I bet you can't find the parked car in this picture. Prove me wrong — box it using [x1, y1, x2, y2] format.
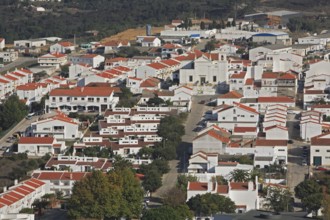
[301, 159, 307, 166]
[315, 166, 328, 171]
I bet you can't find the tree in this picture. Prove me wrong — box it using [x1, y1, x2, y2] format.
[147, 96, 165, 106]
[187, 193, 235, 216]
[68, 171, 122, 219]
[226, 21, 231, 27]
[157, 115, 185, 144]
[108, 167, 144, 218]
[322, 194, 330, 219]
[177, 174, 198, 191]
[205, 40, 216, 52]
[295, 179, 322, 214]
[229, 169, 250, 182]
[142, 205, 193, 220]
[137, 147, 154, 159]
[142, 168, 162, 197]
[211, 175, 227, 185]
[200, 21, 206, 30]
[295, 179, 321, 199]
[264, 186, 293, 213]
[163, 187, 187, 206]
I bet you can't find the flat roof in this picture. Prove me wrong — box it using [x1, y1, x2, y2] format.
[261, 44, 292, 50]
[253, 32, 289, 37]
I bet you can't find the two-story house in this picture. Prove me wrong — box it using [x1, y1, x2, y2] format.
[45, 86, 119, 113]
[18, 137, 66, 157]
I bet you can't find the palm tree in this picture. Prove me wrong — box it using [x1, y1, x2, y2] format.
[229, 169, 250, 182]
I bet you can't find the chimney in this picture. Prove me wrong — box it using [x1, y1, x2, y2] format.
[208, 181, 213, 192]
[14, 179, 18, 185]
[3, 186, 7, 193]
[70, 173, 73, 180]
[248, 181, 254, 191]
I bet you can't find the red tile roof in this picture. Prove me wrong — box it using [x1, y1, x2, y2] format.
[234, 102, 259, 114]
[258, 97, 294, 103]
[311, 132, 330, 146]
[255, 139, 287, 146]
[142, 37, 157, 42]
[162, 43, 181, 49]
[262, 72, 278, 79]
[234, 127, 257, 133]
[188, 182, 208, 191]
[19, 137, 54, 144]
[311, 104, 330, 109]
[160, 59, 180, 66]
[140, 78, 160, 88]
[58, 41, 74, 47]
[50, 86, 114, 97]
[304, 90, 324, 94]
[219, 91, 243, 99]
[147, 62, 168, 70]
[194, 129, 230, 143]
[0, 79, 9, 84]
[16, 83, 41, 91]
[264, 125, 288, 131]
[278, 73, 296, 80]
[230, 72, 246, 79]
[245, 78, 254, 85]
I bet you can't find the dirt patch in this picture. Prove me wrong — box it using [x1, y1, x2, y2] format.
[100, 27, 164, 43]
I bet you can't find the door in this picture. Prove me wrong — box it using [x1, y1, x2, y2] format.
[313, 156, 322, 166]
[200, 76, 206, 85]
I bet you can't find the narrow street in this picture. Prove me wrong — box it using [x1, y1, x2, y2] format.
[0, 57, 37, 73]
[154, 95, 218, 198]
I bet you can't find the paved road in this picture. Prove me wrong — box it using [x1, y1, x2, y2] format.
[153, 95, 218, 198]
[0, 112, 57, 155]
[0, 57, 37, 73]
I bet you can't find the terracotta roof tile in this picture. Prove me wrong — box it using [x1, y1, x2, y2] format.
[188, 182, 208, 191]
[219, 91, 243, 99]
[50, 87, 115, 97]
[19, 137, 54, 144]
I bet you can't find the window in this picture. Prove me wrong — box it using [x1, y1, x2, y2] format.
[278, 149, 285, 151]
[52, 97, 55, 101]
[250, 115, 254, 117]
[59, 97, 62, 101]
[316, 150, 320, 152]
[222, 117, 225, 120]
[327, 150, 330, 152]
[213, 76, 217, 82]
[104, 98, 107, 102]
[189, 75, 193, 82]
[74, 97, 77, 100]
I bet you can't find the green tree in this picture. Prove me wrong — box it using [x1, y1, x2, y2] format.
[68, 171, 122, 219]
[230, 169, 250, 182]
[264, 186, 292, 213]
[295, 179, 322, 214]
[177, 174, 198, 191]
[137, 147, 154, 159]
[142, 205, 193, 220]
[0, 95, 28, 130]
[200, 21, 206, 30]
[163, 187, 187, 206]
[142, 168, 162, 197]
[147, 96, 165, 106]
[108, 167, 144, 218]
[205, 40, 216, 52]
[157, 115, 185, 143]
[187, 193, 235, 216]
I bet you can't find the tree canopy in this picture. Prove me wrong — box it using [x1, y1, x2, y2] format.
[187, 193, 236, 216]
[142, 205, 193, 220]
[68, 168, 144, 219]
[295, 179, 322, 214]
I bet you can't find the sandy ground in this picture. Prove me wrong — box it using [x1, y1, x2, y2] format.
[100, 27, 164, 43]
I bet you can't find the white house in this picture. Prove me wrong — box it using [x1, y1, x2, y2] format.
[310, 104, 330, 117]
[310, 132, 330, 166]
[14, 39, 46, 48]
[0, 178, 46, 215]
[252, 32, 291, 45]
[44, 155, 113, 172]
[188, 151, 219, 173]
[69, 54, 105, 68]
[257, 97, 295, 112]
[16, 83, 45, 103]
[50, 41, 75, 54]
[298, 33, 330, 46]
[249, 45, 292, 62]
[213, 102, 260, 130]
[217, 91, 243, 106]
[45, 86, 119, 113]
[32, 171, 89, 197]
[264, 125, 289, 140]
[38, 53, 67, 69]
[30, 111, 80, 140]
[68, 63, 93, 79]
[141, 37, 161, 47]
[254, 139, 288, 168]
[17, 137, 66, 157]
[187, 179, 259, 212]
[0, 38, 5, 50]
[0, 51, 18, 62]
[192, 125, 231, 154]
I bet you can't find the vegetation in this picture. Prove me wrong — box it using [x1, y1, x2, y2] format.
[83, 146, 112, 158]
[0, 95, 28, 132]
[117, 87, 137, 108]
[187, 193, 236, 216]
[0, 0, 259, 42]
[177, 174, 198, 191]
[142, 205, 193, 220]
[264, 186, 293, 213]
[68, 168, 144, 219]
[295, 179, 323, 215]
[229, 169, 250, 182]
